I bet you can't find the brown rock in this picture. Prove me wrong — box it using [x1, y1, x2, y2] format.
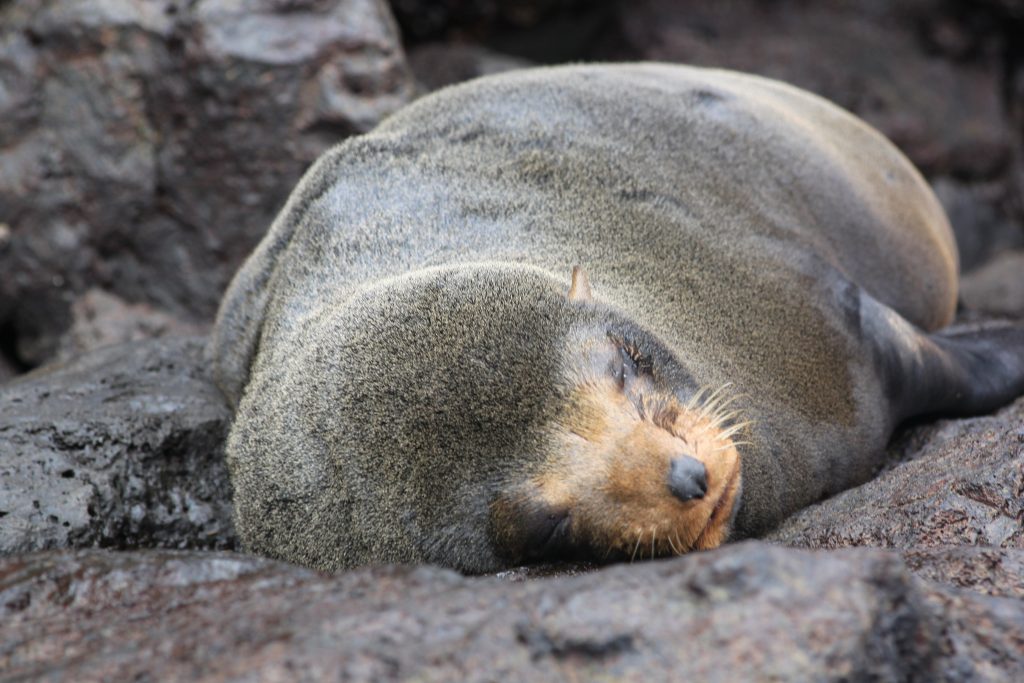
[1, 543, 1021, 681]
[767, 394, 1024, 600]
[0, 0, 414, 367]
[922, 586, 1024, 680]
[902, 546, 1024, 599]
[959, 250, 1024, 317]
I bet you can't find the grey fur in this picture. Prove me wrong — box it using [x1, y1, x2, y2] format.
[210, 63, 1023, 572]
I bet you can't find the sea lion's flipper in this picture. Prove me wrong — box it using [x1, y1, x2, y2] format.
[922, 324, 1024, 416]
[862, 293, 1024, 421]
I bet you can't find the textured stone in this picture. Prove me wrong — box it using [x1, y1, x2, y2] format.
[1, 543, 1021, 681]
[769, 395, 1024, 550]
[902, 546, 1024, 599]
[0, 0, 413, 367]
[0, 337, 236, 555]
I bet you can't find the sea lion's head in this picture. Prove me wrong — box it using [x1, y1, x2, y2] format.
[487, 267, 746, 566]
[308, 263, 744, 571]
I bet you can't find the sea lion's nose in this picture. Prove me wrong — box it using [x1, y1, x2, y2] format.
[668, 455, 707, 502]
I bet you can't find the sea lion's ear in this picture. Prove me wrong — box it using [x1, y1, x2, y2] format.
[568, 265, 593, 302]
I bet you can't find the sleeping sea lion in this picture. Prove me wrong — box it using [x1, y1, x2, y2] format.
[209, 63, 1024, 573]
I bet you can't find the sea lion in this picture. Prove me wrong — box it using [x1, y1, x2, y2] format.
[210, 63, 1024, 573]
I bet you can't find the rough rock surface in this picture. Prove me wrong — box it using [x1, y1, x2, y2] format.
[2, 543, 1022, 681]
[768, 392, 1024, 605]
[0, 337, 236, 556]
[0, 0, 414, 368]
[768, 395, 1024, 553]
[902, 546, 1024, 599]
[960, 250, 1024, 316]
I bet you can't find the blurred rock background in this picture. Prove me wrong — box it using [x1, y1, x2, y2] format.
[1, 0, 1023, 382]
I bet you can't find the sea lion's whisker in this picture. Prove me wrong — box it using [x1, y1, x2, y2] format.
[697, 382, 734, 416]
[704, 395, 741, 423]
[718, 421, 754, 441]
[682, 386, 711, 413]
[704, 381, 733, 403]
[631, 530, 643, 563]
[667, 533, 680, 555]
[699, 396, 729, 420]
[707, 408, 744, 431]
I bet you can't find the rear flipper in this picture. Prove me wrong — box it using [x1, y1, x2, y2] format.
[861, 295, 1024, 422]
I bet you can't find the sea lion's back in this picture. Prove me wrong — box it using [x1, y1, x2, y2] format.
[374, 63, 956, 329]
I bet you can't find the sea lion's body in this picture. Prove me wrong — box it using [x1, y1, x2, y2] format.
[211, 64, 1024, 572]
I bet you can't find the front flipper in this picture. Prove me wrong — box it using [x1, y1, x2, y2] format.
[861, 294, 1024, 422]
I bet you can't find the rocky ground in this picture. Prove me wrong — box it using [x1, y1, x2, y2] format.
[2, 0, 1024, 680]
[3, 543, 1022, 681]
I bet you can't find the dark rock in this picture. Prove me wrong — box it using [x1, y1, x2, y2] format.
[0, 0, 414, 368]
[390, 0, 605, 43]
[0, 337, 236, 555]
[932, 179, 1024, 272]
[768, 395, 1024, 595]
[610, 1, 1012, 181]
[56, 288, 207, 361]
[407, 41, 531, 92]
[959, 250, 1024, 317]
[2, 543, 1021, 680]
[0, 354, 15, 386]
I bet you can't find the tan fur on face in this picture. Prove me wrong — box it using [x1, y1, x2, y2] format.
[537, 371, 744, 561]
